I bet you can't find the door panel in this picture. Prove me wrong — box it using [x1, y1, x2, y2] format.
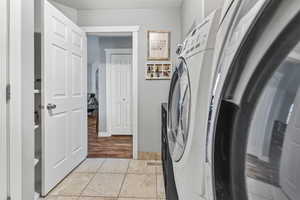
[110, 54, 132, 135]
[52, 46, 68, 96]
[43, 0, 87, 195]
[51, 114, 68, 166]
[71, 109, 83, 152]
[71, 54, 83, 96]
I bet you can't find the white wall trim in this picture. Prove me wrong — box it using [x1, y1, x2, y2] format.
[105, 48, 132, 137]
[132, 31, 139, 160]
[105, 50, 111, 138]
[9, 0, 24, 199]
[0, 0, 8, 199]
[83, 26, 139, 159]
[105, 48, 133, 55]
[98, 132, 110, 137]
[82, 26, 140, 33]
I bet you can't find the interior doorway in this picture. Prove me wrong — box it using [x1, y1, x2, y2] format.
[87, 32, 135, 158]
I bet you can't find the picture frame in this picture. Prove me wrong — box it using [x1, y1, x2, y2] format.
[145, 62, 172, 80]
[147, 31, 171, 61]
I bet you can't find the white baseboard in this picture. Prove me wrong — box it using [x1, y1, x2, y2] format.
[111, 132, 133, 136]
[260, 155, 270, 163]
[98, 132, 111, 137]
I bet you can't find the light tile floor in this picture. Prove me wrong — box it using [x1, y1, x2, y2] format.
[41, 159, 165, 200]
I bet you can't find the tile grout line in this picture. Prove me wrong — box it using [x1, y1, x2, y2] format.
[77, 159, 106, 198]
[78, 172, 96, 198]
[96, 158, 107, 173]
[156, 167, 158, 200]
[117, 160, 131, 199]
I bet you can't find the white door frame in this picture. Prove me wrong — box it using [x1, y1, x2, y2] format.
[105, 48, 133, 137]
[9, 0, 34, 199]
[0, 0, 8, 198]
[81, 26, 139, 159]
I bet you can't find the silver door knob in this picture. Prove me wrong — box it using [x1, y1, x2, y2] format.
[123, 98, 126, 101]
[47, 103, 57, 110]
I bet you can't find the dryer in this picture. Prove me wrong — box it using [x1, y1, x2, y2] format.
[167, 10, 220, 200]
[206, 0, 300, 199]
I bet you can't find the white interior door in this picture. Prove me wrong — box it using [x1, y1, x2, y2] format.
[110, 54, 132, 135]
[280, 87, 300, 199]
[0, 0, 8, 198]
[42, 0, 87, 195]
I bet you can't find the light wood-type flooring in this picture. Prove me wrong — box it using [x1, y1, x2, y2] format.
[88, 116, 133, 158]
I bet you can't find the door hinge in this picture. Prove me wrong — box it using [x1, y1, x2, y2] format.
[6, 84, 10, 102]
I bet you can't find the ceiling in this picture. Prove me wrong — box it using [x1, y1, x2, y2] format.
[52, 0, 183, 10]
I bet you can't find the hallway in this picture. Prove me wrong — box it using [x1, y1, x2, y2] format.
[42, 158, 165, 199]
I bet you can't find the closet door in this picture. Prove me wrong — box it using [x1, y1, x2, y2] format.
[110, 54, 132, 135]
[42, 0, 87, 195]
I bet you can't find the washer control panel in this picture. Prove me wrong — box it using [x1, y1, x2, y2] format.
[181, 13, 215, 58]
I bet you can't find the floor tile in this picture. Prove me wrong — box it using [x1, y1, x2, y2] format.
[79, 197, 116, 200]
[119, 174, 156, 198]
[127, 160, 155, 174]
[55, 197, 79, 200]
[98, 159, 129, 174]
[157, 174, 166, 199]
[75, 159, 105, 173]
[41, 196, 79, 200]
[82, 173, 125, 197]
[155, 166, 163, 175]
[50, 173, 94, 196]
[118, 199, 156, 200]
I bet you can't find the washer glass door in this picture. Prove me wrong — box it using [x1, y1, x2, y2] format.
[245, 38, 300, 200]
[168, 59, 191, 162]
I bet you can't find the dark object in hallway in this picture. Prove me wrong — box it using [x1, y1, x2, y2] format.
[88, 116, 133, 158]
[88, 93, 99, 132]
[88, 93, 99, 113]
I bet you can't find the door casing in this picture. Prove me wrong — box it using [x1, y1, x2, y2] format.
[0, 0, 8, 198]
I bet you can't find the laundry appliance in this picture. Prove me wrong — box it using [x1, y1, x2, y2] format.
[167, 10, 221, 200]
[205, 0, 300, 199]
[202, 0, 244, 198]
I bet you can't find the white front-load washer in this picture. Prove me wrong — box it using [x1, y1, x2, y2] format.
[205, 0, 300, 199]
[203, 0, 243, 199]
[167, 10, 221, 200]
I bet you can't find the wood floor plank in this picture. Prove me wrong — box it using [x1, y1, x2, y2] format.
[88, 116, 133, 158]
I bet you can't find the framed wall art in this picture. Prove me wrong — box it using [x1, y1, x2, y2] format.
[147, 31, 171, 61]
[145, 62, 172, 80]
